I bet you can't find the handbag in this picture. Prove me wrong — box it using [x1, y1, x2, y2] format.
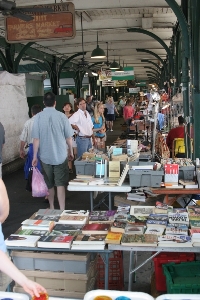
[32, 167, 49, 197]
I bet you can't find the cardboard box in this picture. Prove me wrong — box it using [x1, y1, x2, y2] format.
[15, 261, 95, 293]
[11, 251, 91, 273]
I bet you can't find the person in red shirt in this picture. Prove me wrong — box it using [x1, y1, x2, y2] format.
[166, 115, 185, 151]
[123, 99, 135, 126]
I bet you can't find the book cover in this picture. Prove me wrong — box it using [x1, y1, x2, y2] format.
[53, 223, 83, 232]
[21, 219, 55, 231]
[81, 223, 110, 234]
[60, 210, 89, 217]
[113, 212, 128, 221]
[124, 224, 144, 235]
[154, 201, 173, 214]
[168, 212, 189, 225]
[148, 214, 168, 221]
[15, 228, 49, 236]
[36, 209, 63, 216]
[109, 161, 120, 178]
[89, 210, 116, 223]
[130, 206, 155, 216]
[126, 215, 147, 226]
[105, 232, 122, 244]
[188, 207, 200, 214]
[190, 220, 200, 229]
[189, 229, 200, 235]
[33, 215, 60, 222]
[146, 219, 167, 228]
[121, 234, 158, 246]
[68, 179, 89, 185]
[172, 208, 187, 213]
[5, 234, 41, 247]
[158, 235, 192, 247]
[166, 224, 188, 235]
[37, 234, 74, 248]
[73, 234, 106, 244]
[58, 215, 88, 225]
[110, 220, 127, 233]
[145, 227, 164, 236]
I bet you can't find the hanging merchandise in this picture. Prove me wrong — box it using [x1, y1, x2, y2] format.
[161, 92, 169, 102]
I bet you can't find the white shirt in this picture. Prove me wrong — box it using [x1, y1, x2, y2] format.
[69, 109, 93, 136]
[20, 115, 36, 144]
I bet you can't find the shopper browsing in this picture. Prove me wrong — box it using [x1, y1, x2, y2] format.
[32, 92, 74, 210]
[69, 98, 96, 158]
[92, 102, 106, 139]
[0, 178, 46, 297]
[105, 96, 119, 131]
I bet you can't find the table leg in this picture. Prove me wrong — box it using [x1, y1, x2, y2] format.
[108, 192, 112, 210]
[90, 191, 93, 211]
[99, 252, 110, 290]
[128, 251, 134, 291]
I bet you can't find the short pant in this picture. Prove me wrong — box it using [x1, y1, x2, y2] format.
[40, 158, 68, 189]
[106, 114, 115, 121]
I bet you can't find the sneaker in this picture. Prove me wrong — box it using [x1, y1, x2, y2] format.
[110, 129, 113, 132]
[69, 169, 73, 174]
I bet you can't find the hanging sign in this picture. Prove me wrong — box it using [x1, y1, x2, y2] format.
[102, 80, 114, 87]
[136, 82, 146, 87]
[5, 2, 75, 43]
[114, 80, 127, 87]
[99, 70, 112, 81]
[112, 67, 134, 80]
[129, 87, 140, 93]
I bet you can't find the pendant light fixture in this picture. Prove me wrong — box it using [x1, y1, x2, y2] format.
[110, 58, 119, 69]
[91, 32, 106, 59]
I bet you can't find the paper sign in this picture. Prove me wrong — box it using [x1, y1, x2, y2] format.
[113, 148, 123, 155]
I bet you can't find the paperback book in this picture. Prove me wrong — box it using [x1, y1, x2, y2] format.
[145, 227, 164, 236]
[81, 223, 110, 234]
[33, 215, 60, 222]
[105, 231, 122, 244]
[15, 228, 49, 236]
[52, 223, 83, 233]
[5, 234, 41, 247]
[110, 220, 127, 233]
[60, 210, 89, 217]
[37, 234, 74, 248]
[36, 209, 63, 216]
[148, 214, 168, 221]
[190, 220, 200, 229]
[89, 210, 116, 223]
[21, 219, 55, 231]
[124, 224, 145, 235]
[154, 201, 173, 214]
[58, 215, 88, 225]
[72, 234, 106, 244]
[130, 206, 155, 217]
[168, 212, 189, 225]
[127, 215, 147, 226]
[113, 212, 128, 222]
[158, 235, 192, 247]
[146, 219, 167, 228]
[166, 224, 188, 235]
[121, 233, 158, 246]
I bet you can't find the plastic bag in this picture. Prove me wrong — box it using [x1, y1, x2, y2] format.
[32, 167, 49, 197]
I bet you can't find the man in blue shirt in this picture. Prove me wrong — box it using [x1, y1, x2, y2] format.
[32, 92, 74, 210]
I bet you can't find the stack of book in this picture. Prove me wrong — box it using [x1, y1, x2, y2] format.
[58, 210, 89, 225]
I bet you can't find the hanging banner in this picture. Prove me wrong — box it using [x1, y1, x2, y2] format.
[129, 87, 140, 93]
[102, 80, 114, 87]
[99, 70, 112, 81]
[114, 80, 127, 87]
[112, 67, 134, 80]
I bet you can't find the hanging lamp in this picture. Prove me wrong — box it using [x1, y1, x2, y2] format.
[110, 58, 119, 69]
[91, 32, 106, 58]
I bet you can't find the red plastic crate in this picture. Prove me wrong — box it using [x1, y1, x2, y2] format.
[97, 250, 124, 290]
[153, 252, 195, 291]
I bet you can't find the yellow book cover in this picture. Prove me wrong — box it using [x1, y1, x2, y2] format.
[105, 231, 122, 244]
